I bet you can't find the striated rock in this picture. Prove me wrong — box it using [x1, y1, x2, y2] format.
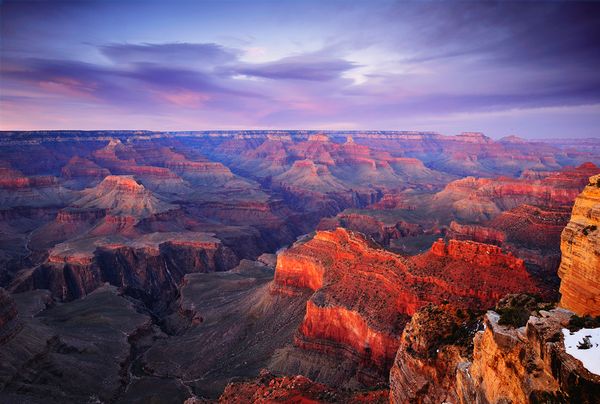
[272, 229, 541, 385]
[457, 310, 600, 403]
[389, 305, 476, 404]
[73, 175, 175, 218]
[61, 156, 110, 179]
[15, 232, 239, 304]
[431, 163, 599, 223]
[141, 260, 307, 398]
[318, 212, 423, 247]
[218, 370, 388, 403]
[0, 167, 76, 208]
[430, 239, 526, 271]
[558, 173, 600, 316]
[390, 307, 600, 403]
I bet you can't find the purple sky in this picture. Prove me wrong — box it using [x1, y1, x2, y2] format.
[1, 0, 600, 138]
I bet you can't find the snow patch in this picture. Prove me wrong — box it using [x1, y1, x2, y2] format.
[562, 327, 600, 375]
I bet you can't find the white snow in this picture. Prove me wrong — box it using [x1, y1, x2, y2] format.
[562, 327, 600, 375]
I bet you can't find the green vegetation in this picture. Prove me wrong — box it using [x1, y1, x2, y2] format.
[496, 294, 540, 328]
[568, 314, 600, 331]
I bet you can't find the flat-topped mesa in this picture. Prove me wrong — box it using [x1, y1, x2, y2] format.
[165, 159, 232, 174]
[498, 135, 527, 144]
[307, 133, 330, 142]
[454, 132, 492, 143]
[558, 173, 600, 316]
[23, 232, 239, 301]
[431, 239, 526, 271]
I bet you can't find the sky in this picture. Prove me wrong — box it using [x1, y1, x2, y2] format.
[1, 0, 600, 138]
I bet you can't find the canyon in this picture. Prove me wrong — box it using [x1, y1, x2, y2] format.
[0, 131, 599, 403]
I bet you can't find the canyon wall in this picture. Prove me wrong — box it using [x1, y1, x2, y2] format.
[558, 174, 600, 316]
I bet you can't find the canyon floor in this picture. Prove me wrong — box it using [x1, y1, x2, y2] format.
[1, 131, 599, 403]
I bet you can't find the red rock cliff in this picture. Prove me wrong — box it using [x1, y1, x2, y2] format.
[558, 173, 600, 316]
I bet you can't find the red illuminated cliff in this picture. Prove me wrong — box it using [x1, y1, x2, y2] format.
[272, 228, 541, 381]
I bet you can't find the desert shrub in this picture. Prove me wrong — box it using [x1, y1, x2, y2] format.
[568, 314, 600, 331]
[577, 336, 592, 350]
[498, 306, 531, 327]
[496, 294, 539, 328]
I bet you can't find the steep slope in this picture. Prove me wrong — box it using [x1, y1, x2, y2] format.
[558, 173, 600, 316]
[271, 228, 540, 386]
[73, 175, 174, 218]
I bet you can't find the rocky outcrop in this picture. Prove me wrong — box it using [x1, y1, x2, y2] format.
[389, 307, 600, 403]
[457, 310, 600, 403]
[389, 305, 475, 404]
[272, 229, 541, 384]
[318, 212, 423, 246]
[430, 239, 526, 271]
[216, 370, 388, 403]
[15, 232, 239, 304]
[558, 174, 600, 316]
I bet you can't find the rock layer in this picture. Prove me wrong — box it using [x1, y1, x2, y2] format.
[273, 228, 541, 384]
[558, 174, 600, 316]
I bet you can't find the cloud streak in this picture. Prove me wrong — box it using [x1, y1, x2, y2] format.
[1, 0, 600, 137]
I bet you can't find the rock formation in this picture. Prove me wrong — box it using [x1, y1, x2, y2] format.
[458, 310, 600, 403]
[215, 369, 388, 403]
[389, 304, 476, 404]
[558, 173, 600, 316]
[389, 303, 600, 403]
[272, 228, 541, 385]
[74, 175, 175, 218]
[15, 232, 239, 303]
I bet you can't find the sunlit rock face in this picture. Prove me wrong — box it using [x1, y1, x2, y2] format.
[459, 310, 600, 403]
[558, 174, 600, 316]
[389, 304, 474, 404]
[389, 306, 600, 403]
[273, 228, 541, 382]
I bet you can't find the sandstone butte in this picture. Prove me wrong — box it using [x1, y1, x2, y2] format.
[272, 228, 540, 375]
[558, 173, 600, 316]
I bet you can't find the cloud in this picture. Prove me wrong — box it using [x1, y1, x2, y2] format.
[2, 0, 600, 136]
[233, 55, 358, 81]
[99, 42, 241, 67]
